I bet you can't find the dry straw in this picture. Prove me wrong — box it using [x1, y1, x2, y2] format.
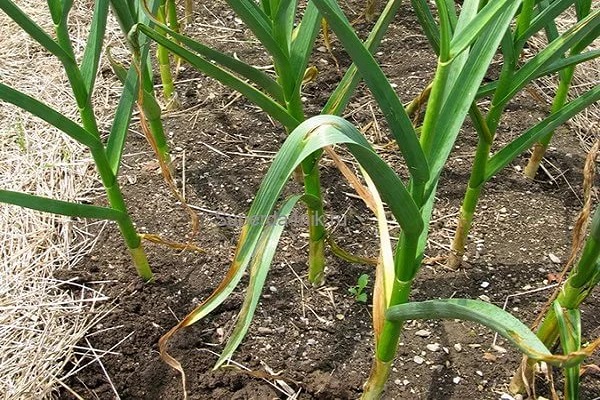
[0, 1, 124, 397]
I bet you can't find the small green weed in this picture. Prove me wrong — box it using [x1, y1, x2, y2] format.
[349, 273, 369, 303]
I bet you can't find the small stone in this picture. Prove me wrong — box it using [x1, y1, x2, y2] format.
[268, 286, 278, 293]
[257, 327, 273, 334]
[394, 379, 402, 385]
[480, 281, 490, 288]
[454, 343, 462, 352]
[426, 343, 441, 352]
[336, 314, 345, 320]
[492, 344, 507, 353]
[476, 370, 483, 377]
[307, 339, 316, 345]
[548, 253, 561, 264]
[415, 329, 431, 337]
[499, 207, 507, 213]
[403, 379, 410, 386]
[500, 394, 515, 400]
[453, 376, 461, 384]
[478, 294, 491, 302]
[413, 355, 425, 364]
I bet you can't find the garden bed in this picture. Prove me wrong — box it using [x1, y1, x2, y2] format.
[58, 2, 599, 399]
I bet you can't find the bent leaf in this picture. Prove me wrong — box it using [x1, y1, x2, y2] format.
[159, 115, 422, 396]
[386, 299, 600, 367]
[386, 299, 551, 359]
[0, 0, 72, 62]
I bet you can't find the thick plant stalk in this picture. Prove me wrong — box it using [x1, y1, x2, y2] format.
[53, 6, 153, 281]
[363, 227, 420, 398]
[156, 1, 177, 106]
[165, 0, 183, 71]
[447, 133, 492, 269]
[139, 82, 173, 166]
[523, 67, 575, 178]
[287, 103, 327, 286]
[102, 173, 154, 281]
[523, 0, 591, 179]
[303, 158, 327, 285]
[362, 1, 450, 393]
[362, 269, 415, 399]
[184, 0, 193, 25]
[362, 359, 393, 399]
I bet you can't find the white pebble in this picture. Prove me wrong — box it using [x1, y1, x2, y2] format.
[548, 253, 561, 263]
[426, 343, 441, 352]
[454, 343, 462, 352]
[413, 355, 425, 364]
[415, 329, 431, 337]
[453, 376, 462, 384]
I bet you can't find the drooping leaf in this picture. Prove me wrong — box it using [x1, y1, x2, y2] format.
[160, 115, 423, 387]
[215, 194, 305, 368]
[387, 299, 551, 358]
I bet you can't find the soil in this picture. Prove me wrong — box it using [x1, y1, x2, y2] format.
[58, 2, 599, 400]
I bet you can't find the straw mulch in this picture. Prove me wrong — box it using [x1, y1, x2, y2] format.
[0, 1, 126, 398]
